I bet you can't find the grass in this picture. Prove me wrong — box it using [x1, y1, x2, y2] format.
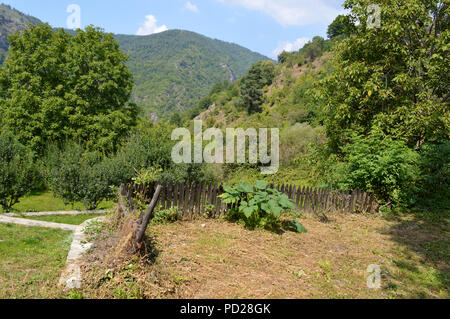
[0, 223, 72, 298]
[1, 207, 447, 299]
[1, 190, 115, 213]
[19, 213, 111, 226]
[79, 212, 449, 299]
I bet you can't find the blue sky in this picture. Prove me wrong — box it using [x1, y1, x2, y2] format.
[1, 0, 346, 58]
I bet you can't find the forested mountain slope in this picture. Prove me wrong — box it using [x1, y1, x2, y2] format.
[0, 4, 42, 63]
[115, 30, 270, 118]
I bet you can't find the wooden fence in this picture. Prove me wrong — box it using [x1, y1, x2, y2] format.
[123, 182, 378, 220]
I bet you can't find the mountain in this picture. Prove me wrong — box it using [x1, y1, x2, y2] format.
[115, 30, 271, 118]
[0, 4, 42, 63]
[0, 4, 271, 118]
[190, 36, 334, 129]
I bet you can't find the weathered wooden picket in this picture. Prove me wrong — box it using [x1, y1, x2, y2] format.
[122, 182, 377, 220]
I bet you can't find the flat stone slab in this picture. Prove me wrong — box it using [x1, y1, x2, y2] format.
[59, 216, 107, 290]
[4, 210, 108, 217]
[0, 215, 78, 231]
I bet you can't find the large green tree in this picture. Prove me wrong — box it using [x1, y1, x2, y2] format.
[327, 14, 356, 39]
[0, 24, 138, 154]
[321, 0, 449, 152]
[237, 61, 275, 114]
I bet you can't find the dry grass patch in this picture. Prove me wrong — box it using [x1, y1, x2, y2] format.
[78, 211, 449, 299]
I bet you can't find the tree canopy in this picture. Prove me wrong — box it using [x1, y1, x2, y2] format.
[237, 61, 275, 114]
[320, 0, 449, 152]
[0, 24, 138, 155]
[327, 14, 356, 39]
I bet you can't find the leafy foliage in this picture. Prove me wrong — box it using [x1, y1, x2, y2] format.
[334, 130, 419, 205]
[414, 141, 450, 208]
[0, 130, 41, 210]
[0, 24, 138, 155]
[43, 143, 118, 210]
[0, 4, 42, 64]
[220, 180, 298, 230]
[320, 0, 449, 152]
[236, 61, 275, 114]
[327, 14, 356, 39]
[152, 207, 179, 224]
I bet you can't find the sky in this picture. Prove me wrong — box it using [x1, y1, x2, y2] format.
[1, 0, 346, 58]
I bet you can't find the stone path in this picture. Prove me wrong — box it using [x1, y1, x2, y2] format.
[4, 209, 108, 217]
[0, 215, 78, 231]
[59, 216, 107, 289]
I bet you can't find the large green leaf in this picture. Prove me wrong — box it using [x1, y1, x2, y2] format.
[290, 220, 307, 234]
[255, 180, 268, 190]
[243, 206, 254, 218]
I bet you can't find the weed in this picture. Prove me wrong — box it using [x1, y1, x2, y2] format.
[318, 259, 333, 281]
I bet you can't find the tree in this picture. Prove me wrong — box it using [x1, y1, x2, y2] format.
[302, 36, 331, 61]
[277, 51, 290, 64]
[0, 130, 41, 211]
[320, 0, 449, 153]
[237, 61, 275, 113]
[327, 14, 356, 39]
[0, 24, 138, 155]
[170, 112, 182, 126]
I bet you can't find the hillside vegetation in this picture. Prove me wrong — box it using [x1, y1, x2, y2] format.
[179, 0, 449, 214]
[0, 4, 42, 64]
[182, 36, 335, 186]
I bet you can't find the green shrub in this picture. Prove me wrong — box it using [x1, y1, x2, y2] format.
[43, 143, 117, 210]
[280, 123, 324, 166]
[0, 130, 42, 211]
[152, 207, 179, 224]
[335, 131, 419, 206]
[219, 180, 299, 231]
[111, 124, 214, 185]
[414, 141, 450, 208]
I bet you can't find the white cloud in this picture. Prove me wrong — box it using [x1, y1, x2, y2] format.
[136, 15, 168, 36]
[217, 0, 344, 26]
[272, 37, 310, 58]
[185, 1, 199, 13]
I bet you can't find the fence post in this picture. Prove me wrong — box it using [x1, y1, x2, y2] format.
[135, 185, 162, 245]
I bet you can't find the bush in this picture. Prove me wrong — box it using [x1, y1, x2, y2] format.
[334, 131, 419, 206]
[280, 123, 324, 166]
[219, 180, 299, 231]
[152, 207, 179, 224]
[414, 141, 450, 208]
[111, 123, 215, 185]
[0, 130, 41, 211]
[43, 143, 117, 210]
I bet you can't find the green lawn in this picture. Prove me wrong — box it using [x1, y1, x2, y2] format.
[0, 223, 72, 298]
[21, 213, 111, 225]
[1, 190, 115, 213]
